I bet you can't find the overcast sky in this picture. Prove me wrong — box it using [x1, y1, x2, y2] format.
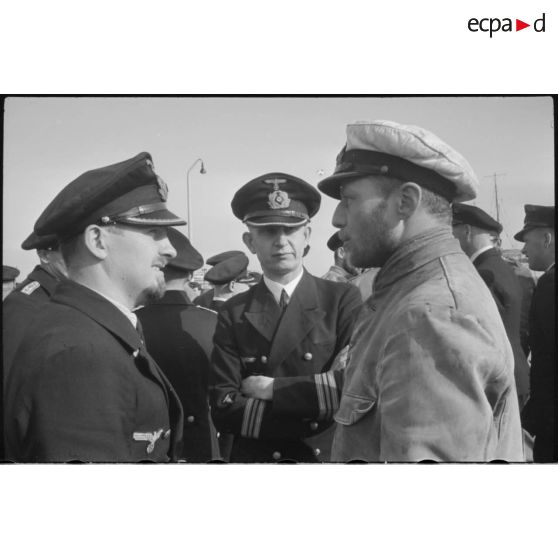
[3, 96, 554, 277]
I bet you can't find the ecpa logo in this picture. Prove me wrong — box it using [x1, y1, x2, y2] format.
[468, 13, 546, 37]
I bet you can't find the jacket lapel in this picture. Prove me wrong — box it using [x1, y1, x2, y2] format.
[267, 272, 325, 371]
[473, 247, 497, 269]
[244, 281, 282, 342]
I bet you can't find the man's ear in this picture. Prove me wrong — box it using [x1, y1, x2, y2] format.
[36, 249, 50, 265]
[242, 231, 256, 254]
[83, 224, 109, 260]
[543, 231, 554, 248]
[396, 182, 421, 219]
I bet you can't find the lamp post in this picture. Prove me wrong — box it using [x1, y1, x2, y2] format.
[186, 158, 206, 240]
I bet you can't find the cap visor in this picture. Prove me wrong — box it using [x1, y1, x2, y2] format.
[119, 208, 186, 226]
[317, 172, 366, 199]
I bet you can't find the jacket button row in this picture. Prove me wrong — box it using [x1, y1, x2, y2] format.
[272, 451, 281, 461]
[186, 415, 195, 424]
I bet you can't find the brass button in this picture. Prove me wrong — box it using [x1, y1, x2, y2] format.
[187, 415, 195, 424]
[303, 352, 313, 361]
[261, 356, 268, 364]
[310, 421, 319, 431]
[314, 448, 321, 456]
[272, 451, 281, 461]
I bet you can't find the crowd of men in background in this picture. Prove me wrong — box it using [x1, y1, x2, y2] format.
[1, 119, 555, 463]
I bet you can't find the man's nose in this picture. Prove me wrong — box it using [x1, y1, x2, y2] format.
[332, 203, 346, 228]
[161, 237, 177, 260]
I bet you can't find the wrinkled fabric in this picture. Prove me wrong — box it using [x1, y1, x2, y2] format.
[332, 227, 524, 462]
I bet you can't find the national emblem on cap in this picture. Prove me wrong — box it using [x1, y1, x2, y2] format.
[318, 120, 479, 203]
[34, 152, 185, 239]
[265, 178, 291, 210]
[232, 172, 321, 227]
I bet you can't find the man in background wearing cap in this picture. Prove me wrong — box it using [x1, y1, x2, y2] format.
[210, 173, 362, 462]
[514, 205, 555, 462]
[2, 266, 20, 301]
[136, 227, 220, 463]
[4, 153, 184, 462]
[199, 252, 250, 312]
[452, 203, 530, 411]
[323, 231, 379, 301]
[194, 250, 248, 310]
[319, 120, 523, 462]
[3, 232, 67, 379]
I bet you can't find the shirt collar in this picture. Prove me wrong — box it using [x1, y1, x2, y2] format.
[470, 244, 493, 264]
[87, 287, 138, 328]
[263, 268, 304, 305]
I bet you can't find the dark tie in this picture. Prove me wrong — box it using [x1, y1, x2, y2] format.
[279, 289, 289, 310]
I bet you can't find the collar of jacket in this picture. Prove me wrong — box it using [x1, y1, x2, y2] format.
[51, 279, 143, 351]
[472, 247, 499, 268]
[27, 265, 60, 296]
[373, 225, 463, 293]
[148, 290, 192, 306]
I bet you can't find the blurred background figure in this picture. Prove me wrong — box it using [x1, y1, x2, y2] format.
[2, 266, 20, 300]
[322, 231, 379, 301]
[195, 252, 249, 312]
[3, 232, 68, 382]
[136, 227, 221, 462]
[514, 204, 555, 462]
[194, 250, 246, 308]
[452, 203, 530, 410]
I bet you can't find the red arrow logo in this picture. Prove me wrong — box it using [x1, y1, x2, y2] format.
[516, 19, 530, 31]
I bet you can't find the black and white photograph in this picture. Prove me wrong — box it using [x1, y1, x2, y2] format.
[2, 95, 554, 465]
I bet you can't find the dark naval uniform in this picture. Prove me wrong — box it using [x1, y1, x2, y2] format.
[211, 270, 361, 462]
[524, 263, 555, 460]
[473, 248, 531, 406]
[5, 280, 184, 462]
[3, 266, 59, 378]
[136, 290, 218, 462]
[194, 289, 214, 309]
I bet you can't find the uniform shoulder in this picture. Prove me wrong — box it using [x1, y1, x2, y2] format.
[312, 273, 360, 296]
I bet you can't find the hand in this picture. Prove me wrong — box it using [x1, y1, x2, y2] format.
[241, 375, 274, 401]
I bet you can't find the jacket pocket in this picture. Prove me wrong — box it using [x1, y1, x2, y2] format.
[335, 392, 376, 425]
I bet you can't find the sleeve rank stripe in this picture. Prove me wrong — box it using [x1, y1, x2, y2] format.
[322, 371, 333, 419]
[325, 370, 339, 417]
[315, 373, 327, 420]
[241, 398, 256, 437]
[251, 400, 265, 439]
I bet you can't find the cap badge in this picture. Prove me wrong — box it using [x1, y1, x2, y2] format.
[156, 175, 168, 201]
[265, 178, 290, 210]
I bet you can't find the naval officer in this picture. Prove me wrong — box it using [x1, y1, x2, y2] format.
[210, 172, 362, 462]
[4, 152, 185, 462]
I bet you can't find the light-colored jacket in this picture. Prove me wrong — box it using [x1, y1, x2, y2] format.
[332, 226, 524, 462]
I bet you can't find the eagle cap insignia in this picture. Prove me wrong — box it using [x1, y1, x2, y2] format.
[156, 175, 168, 201]
[264, 178, 290, 209]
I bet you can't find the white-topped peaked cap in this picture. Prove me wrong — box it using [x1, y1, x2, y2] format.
[318, 120, 479, 203]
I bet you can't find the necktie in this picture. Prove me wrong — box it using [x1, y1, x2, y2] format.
[279, 289, 289, 310]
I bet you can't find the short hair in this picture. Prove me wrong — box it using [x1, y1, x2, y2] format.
[420, 188, 451, 224]
[59, 234, 82, 265]
[377, 175, 451, 224]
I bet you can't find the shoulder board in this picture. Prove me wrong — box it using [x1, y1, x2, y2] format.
[20, 281, 41, 295]
[195, 305, 218, 315]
